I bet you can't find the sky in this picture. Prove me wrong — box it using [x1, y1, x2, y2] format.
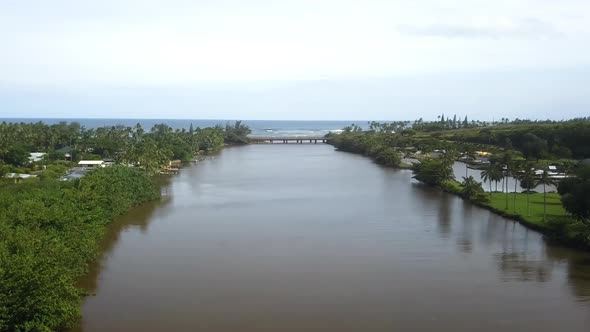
[1, 0, 590, 120]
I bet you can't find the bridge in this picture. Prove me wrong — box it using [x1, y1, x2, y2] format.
[248, 136, 328, 144]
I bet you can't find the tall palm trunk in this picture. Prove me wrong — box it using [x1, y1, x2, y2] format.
[513, 178, 518, 212]
[489, 180, 492, 197]
[543, 183, 547, 221]
[504, 175, 509, 209]
[527, 183, 531, 217]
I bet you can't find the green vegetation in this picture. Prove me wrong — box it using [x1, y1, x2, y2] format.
[0, 120, 250, 175]
[223, 120, 252, 145]
[0, 166, 160, 331]
[0, 120, 254, 331]
[460, 176, 487, 203]
[327, 119, 590, 249]
[411, 157, 454, 186]
[558, 166, 590, 225]
[434, 118, 590, 159]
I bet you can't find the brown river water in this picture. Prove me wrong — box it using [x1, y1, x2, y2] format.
[72, 144, 590, 332]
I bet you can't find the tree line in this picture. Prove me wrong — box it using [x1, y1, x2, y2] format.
[327, 122, 590, 248]
[0, 120, 251, 174]
[0, 166, 160, 331]
[435, 119, 590, 159]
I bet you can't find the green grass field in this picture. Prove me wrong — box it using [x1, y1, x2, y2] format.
[485, 192, 567, 225]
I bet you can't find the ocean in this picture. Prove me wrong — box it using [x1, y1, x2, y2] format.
[0, 119, 366, 137]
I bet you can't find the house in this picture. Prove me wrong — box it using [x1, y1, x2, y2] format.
[102, 158, 115, 167]
[78, 160, 105, 168]
[5, 173, 37, 179]
[29, 152, 46, 163]
[60, 169, 89, 181]
[5, 173, 38, 182]
[57, 146, 74, 159]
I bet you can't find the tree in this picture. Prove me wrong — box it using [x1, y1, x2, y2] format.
[519, 164, 537, 216]
[223, 121, 251, 144]
[1, 146, 29, 166]
[509, 160, 524, 212]
[461, 176, 485, 201]
[538, 170, 557, 221]
[558, 166, 590, 225]
[412, 158, 454, 186]
[0, 166, 160, 331]
[490, 163, 503, 193]
[499, 152, 513, 210]
[374, 148, 401, 167]
[480, 165, 494, 197]
[521, 133, 548, 160]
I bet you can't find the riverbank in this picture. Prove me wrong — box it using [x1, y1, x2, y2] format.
[327, 143, 589, 250]
[0, 166, 161, 332]
[438, 180, 590, 250]
[68, 144, 590, 332]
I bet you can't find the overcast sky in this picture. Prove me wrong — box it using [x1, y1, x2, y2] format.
[1, 0, 590, 120]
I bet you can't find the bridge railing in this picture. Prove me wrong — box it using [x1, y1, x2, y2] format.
[248, 136, 329, 144]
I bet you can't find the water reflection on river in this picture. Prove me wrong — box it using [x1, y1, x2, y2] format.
[72, 145, 590, 332]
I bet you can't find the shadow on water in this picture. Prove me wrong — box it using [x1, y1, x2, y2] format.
[413, 181, 590, 303]
[73, 177, 173, 320]
[437, 193, 452, 239]
[545, 246, 590, 302]
[457, 203, 474, 253]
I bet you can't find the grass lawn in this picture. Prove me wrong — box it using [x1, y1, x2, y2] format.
[485, 192, 567, 226]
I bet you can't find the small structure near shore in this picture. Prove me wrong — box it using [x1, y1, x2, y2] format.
[78, 160, 105, 168]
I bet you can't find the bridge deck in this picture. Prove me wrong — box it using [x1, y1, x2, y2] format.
[248, 136, 328, 144]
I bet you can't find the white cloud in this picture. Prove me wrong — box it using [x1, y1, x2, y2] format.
[1, 0, 590, 86]
[397, 17, 561, 39]
[1, 0, 590, 120]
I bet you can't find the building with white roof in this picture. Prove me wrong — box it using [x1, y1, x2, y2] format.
[78, 160, 105, 168]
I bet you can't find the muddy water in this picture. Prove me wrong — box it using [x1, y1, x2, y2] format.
[72, 144, 590, 332]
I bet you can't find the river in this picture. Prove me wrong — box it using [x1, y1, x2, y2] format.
[72, 144, 590, 332]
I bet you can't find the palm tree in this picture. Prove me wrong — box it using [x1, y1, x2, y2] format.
[500, 153, 514, 209]
[461, 176, 483, 200]
[490, 163, 503, 193]
[438, 149, 457, 184]
[509, 160, 523, 211]
[481, 165, 494, 197]
[538, 170, 557, 221]
[520, 164, 537, 217]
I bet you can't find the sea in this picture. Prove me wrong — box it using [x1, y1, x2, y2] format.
[0, 119, 366, 137]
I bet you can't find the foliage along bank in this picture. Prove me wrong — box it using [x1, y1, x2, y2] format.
[0, 120, 251, 176]
[327, 126, 590, 250]
[410, 156, 590, 250]
[0, 166, 160, 331]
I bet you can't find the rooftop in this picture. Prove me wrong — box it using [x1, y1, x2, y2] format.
[78, 160, 104, 165]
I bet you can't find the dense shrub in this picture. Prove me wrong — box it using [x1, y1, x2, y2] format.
[0, 166, 160, 331]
